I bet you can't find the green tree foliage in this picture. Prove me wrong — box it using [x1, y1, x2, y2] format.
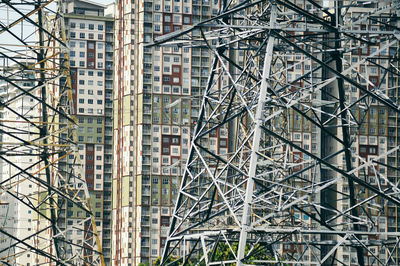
[154, 242, 284, 265]
[212, 242, 276, 264]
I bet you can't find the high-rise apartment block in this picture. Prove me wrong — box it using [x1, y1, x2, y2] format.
[0, 65, 39, 265]
[112, 0, 227, 264]
[61, 0, 114, 264]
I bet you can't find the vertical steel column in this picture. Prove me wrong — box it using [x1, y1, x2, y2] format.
[333, 1, 364, 265]
[37, 1, 61, 262]
[236, 3, 276, 264]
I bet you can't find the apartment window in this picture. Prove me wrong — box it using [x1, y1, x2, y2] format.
[98, 34, 103, 40]
[97, 118, 102, 124]
[97, 53, 103, 59]
[79, 80, 85, 85]
[70, 32, 76, 38]
[79, 61, 85, 67]
[80, 23, 85, 29]
[79, 99, 84, 104]
[80, 42, 85, 48]
[70, 51, 75, 57]
[161, 216, 170, 226]
[88, 33, 94, 39]
[70, 22, 76, 28]
[88, 52, 94, 58]
[163, 86, 169, 93]
[79, 33, 85, 38]
[162, 178, 169, 184]
[79, 52, 85, 57]
[89, 24, 94, 30]
[98, 24, 104, 30]
[88, 99, 93, 104]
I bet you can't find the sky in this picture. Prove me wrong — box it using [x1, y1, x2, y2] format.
[97, 0, 115, 4]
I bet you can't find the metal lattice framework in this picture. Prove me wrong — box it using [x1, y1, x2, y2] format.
[156, 0, 400, 265]
[0, 1, 103, 265]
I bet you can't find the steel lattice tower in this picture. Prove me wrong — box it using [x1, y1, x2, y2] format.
[0, 0, 104, 265]
[155, 0, 400, 265]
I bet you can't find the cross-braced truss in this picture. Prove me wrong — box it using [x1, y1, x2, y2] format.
[0, 0, 103, 265]
[155, 0, 400, 265]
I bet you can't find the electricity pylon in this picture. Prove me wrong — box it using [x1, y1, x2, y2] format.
[155, 0, 400, 265]
[0, 0, 104, 264]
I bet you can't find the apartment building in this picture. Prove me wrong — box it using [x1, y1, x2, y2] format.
[285, 1, 399, 265]
[112, 0, 228, 264]
[60, 0, 114, 264]
[0, 65, 39, 265]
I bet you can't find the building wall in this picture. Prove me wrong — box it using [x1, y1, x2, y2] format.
[0, 86, 38, 265]
[112, 0, 223, 264]
[61, 3, 114, 263]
